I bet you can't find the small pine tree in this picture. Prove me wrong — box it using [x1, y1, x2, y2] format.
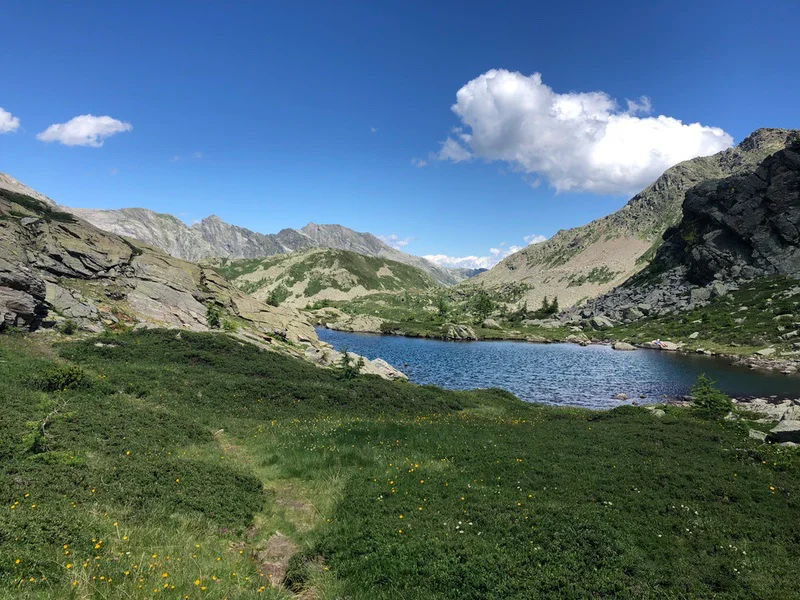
[549, 296, 559, 314]
[472, 291, 494, 323]
[206, 304, 221, 328]
[338, 347, 364, 380]
[437, 296, 448, 318]
[690, 374, 732, 420]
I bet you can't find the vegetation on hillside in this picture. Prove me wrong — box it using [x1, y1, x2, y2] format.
[209, 249, 439, 307]
[1, 330, 798, 598]
[608, 276, 800, 356]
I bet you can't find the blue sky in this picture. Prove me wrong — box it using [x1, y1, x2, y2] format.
[1, 1, 798, 268]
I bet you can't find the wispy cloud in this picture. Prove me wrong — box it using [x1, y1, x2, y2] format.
[434, 69, 732, 194]
[109, 167, 119, 176]
[37, 114, 132, 147]
[524, 233, 546, 244]
[379, 233, 414, 250]
[370, 126, 379, 134]
[411, 157, 427, 168]
[171, 152, 203, 162]
[0, 107, 20, 133]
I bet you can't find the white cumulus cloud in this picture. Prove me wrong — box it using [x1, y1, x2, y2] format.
[425, 233, 547, 270]
[524, 233, 547, 244]
[379, 234, 414, 249]
[0, 107, 20, 133]
[37, 114, 132, 147]
[436, 70, 733, 194]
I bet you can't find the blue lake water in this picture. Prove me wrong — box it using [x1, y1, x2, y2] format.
[316, 329, 800, 409]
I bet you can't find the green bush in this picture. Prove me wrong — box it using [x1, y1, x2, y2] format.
[205, 303, 222, 328]
[60, 319, 77, 335]
[690, 374, 732, 419]
[33, 364, 90, 392]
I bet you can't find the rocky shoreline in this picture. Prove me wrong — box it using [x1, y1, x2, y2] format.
[311, 311, 800, 376]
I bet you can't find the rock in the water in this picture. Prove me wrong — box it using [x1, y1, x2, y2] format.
[612, 341, 635, 351]
[612, 393, 628, 400]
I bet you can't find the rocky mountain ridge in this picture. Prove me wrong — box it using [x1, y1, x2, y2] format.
[471, 128, 799, 310]
[577, 139, 800, 323]
[62, 205, 459, 286]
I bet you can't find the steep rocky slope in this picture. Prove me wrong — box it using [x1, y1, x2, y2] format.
[581, 139, 800, 322]
[62, 205, 458, 286]
[472, 128, 799, 309]
[0, 185, 316, 349]
[210, 248, 440, 308]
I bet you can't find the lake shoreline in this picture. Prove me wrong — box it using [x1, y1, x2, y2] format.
[316, 323, 800, 377]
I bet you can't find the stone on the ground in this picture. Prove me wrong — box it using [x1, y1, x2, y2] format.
[768, 420, 800, 443]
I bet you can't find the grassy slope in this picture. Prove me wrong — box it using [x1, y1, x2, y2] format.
[210, 249, 439, 303]
[608, 276, 800, 356]
[1, 330, 799, 599]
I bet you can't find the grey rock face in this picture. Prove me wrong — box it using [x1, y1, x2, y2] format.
[657, 141, 800, 284]
[0, 186, 317, 347]
[442, 323, 477, 341]
[578, 140, 800, 323]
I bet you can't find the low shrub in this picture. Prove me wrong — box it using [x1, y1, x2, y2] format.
[690, 373, 733, 419]
[32, 364, 90, 392]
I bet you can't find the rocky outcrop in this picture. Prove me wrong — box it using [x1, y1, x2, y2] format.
[304, 345, 408, 381]
[442, 323, 477, 341]
[0, 186, 316, 350]
[580, 140, 800, 323]
[471, 128, 799, 310]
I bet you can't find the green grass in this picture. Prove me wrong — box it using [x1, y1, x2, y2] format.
[211, 249, 439, 305]
[608, 276, 800, 354]
[1, 330, 799, 598]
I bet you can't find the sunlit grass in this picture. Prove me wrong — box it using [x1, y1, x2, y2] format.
[1, 329, 798, 598]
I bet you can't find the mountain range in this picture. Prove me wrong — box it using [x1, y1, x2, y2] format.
[63, 206, 460, 286]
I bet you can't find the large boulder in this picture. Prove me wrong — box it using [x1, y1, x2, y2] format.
[612, 341, 636, 351]
[482, 318, 501, 330]
[442, 323, 477, 341]
[589, 316, 614, 330]
[768, 420, 800, 444]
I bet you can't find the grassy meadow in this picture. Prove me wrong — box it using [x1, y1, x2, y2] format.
[1, 329, 799, 598]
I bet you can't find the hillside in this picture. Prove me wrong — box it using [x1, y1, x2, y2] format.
[209, 248, 440, 309]
[0, 181, 316, 350]
[581, 139, 800, 329]
[2, 328, 799, 598]
[61, 203, 459, 286]
[472, 128, 799, 309]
